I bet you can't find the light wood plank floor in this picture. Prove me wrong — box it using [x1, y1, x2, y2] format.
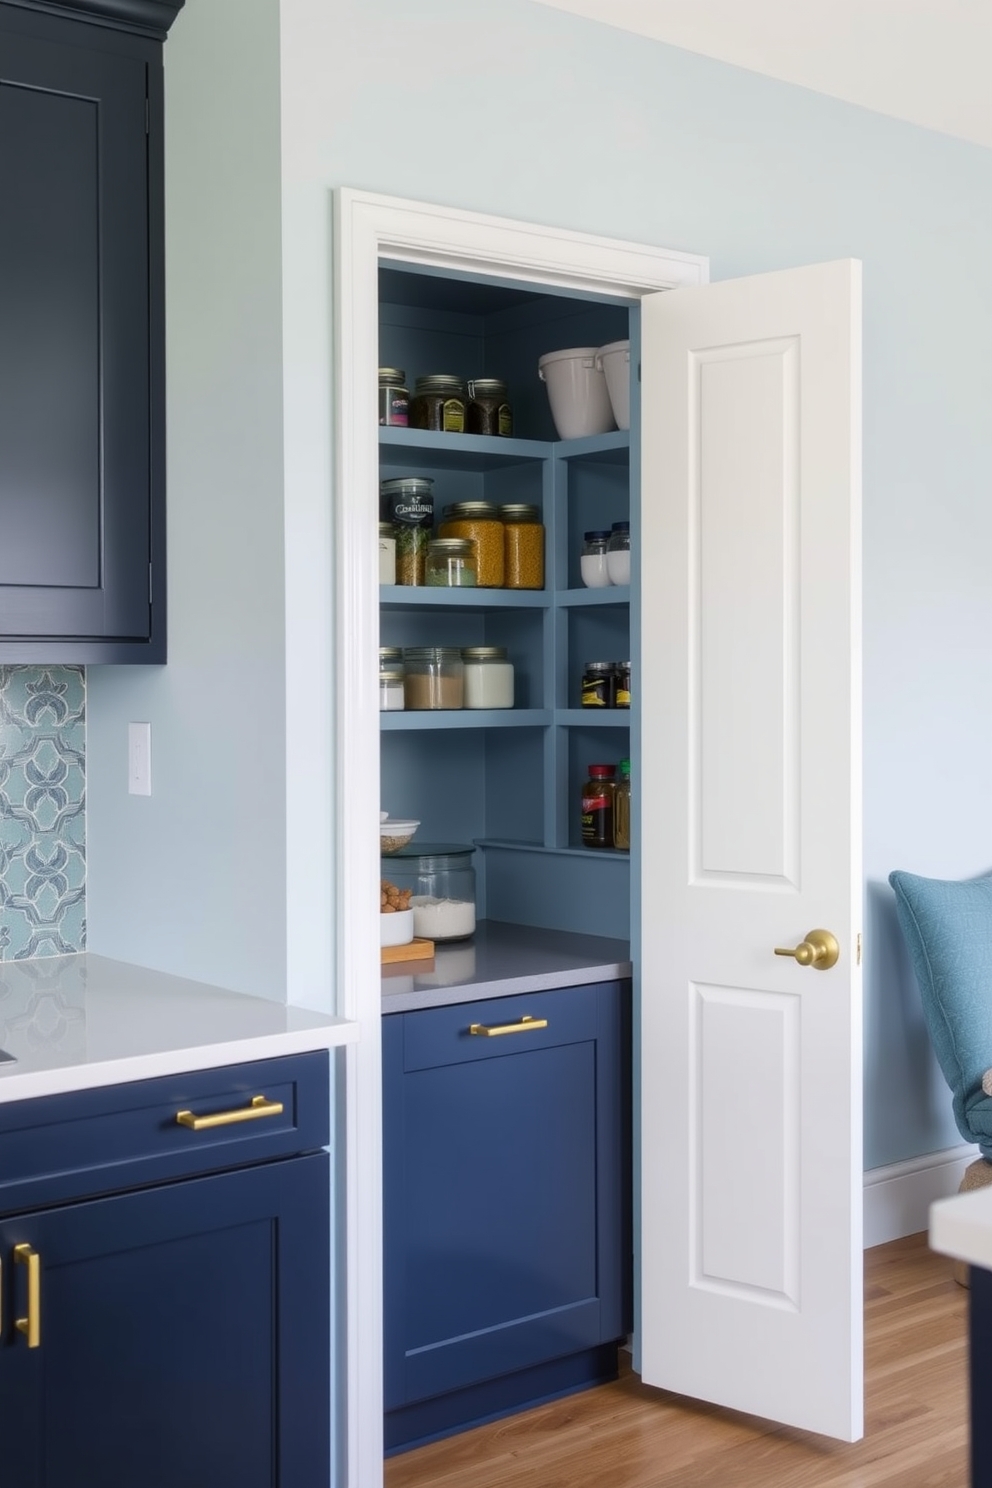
[385, 1233, 969, 1488]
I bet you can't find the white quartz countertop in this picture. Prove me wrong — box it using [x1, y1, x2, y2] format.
[0, 952, 356, 1103]
[930, 1185, 992, 1271]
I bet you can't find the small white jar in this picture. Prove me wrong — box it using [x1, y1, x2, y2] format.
[379, 521, 396, 585]
[461, 646, 514, 709]
[580, 530, 611, 588]
[379, 668, 405, 711]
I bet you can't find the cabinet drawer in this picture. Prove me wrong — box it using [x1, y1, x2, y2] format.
[0, 1051, 329, 1215]
[394, 982, 607, 1073]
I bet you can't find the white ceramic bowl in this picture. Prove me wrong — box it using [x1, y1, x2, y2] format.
[380, 907, 414, 947]
[380, 818, 419, 854]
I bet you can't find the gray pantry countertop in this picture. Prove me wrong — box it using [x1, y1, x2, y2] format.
[381, 919, 632, 1013]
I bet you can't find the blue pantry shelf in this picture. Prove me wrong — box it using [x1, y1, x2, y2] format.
[380, 586, 551, 610]
[380, 709, 552, 731]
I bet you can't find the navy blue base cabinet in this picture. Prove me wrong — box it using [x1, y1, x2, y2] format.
[0, 1052, 331, 1488]
[383, 980, 631, 1453]
[970, 1265, 992, 1487]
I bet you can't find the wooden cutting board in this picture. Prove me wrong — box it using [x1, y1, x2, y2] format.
[381, 937, 435, 965]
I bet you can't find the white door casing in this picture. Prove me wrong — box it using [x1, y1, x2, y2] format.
[638, 261, 864, 1441]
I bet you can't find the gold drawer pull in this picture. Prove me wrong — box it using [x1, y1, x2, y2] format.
[469, 1015, 548, 1038]
[176, 1095, 284, 1131]
[14, 1243, 40, 1349]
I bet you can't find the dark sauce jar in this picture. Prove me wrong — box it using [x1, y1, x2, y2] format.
[466, 378, 512, 437]
[409, 374, 467, 433]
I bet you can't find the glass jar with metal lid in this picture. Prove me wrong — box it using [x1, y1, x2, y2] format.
[380, 475, 434, 586]
[402, 647, 464, 710]
[425, 537, 477, 588]
[466, 378, 512, 437]
[378, 367, 408, 427]
[409, 374, 467, 433]
[379, 843, 477, 941]
[461, 646, 514, 709]
[499, 503, 544, 590]
[438, 501, 505, 588]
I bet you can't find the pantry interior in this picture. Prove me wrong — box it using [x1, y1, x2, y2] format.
[377, 263, 638, 941]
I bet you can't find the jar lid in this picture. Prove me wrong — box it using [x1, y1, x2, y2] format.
[403, 646, 465, 660]
[442, 501, 501, 519]
[498, 504, 540, 521]
[427, 538, 475, 556]
[379, 645, 403, 660]
[380, 476, 434, 494]
[378, 521, 394, 536]
[610, 521, 630, 531]
[467, 378, 508, 397]
[583, 530, 610, 541]
[378, 669, 405, 682]
[462, 646, 508, 660]
[378, 367, 406, 383]
[414, 374, 466, 394]
[588, 764, 616, 778]
[383, 842, 476, 864]
[584, 661, 615, 672]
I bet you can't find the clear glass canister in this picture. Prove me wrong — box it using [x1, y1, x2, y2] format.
[381, 844, 477, 941]
[580, 530, 611, 588]
[466, 378, 513, 437]
[402, 647, 464, 710]
[499, 503, 544, 590]
[425, 537, 477, 588]
[380, 476, 434, 586]
[409, 374, 467, 433]
[378, 367, 408, 427]
[606, 521, 631, 586]
[461, 646, 514, 709]
[378, 520, 396, 584]
[379, 668, 405, 711]
[438, 501, 505, 588]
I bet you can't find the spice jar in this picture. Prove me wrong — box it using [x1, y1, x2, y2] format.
[466, 378, 513, 437]
[581, 661, 617, 709]
[378, 520, 396, 585]
[409, 374, 467, 433]
[581, 764, 616, 849]
[378, 367, 408, 427]
[606, 521, 631, 586]
[380, 476, 434, 586]
[613, 758, 631, 850]
[380, 844, 477, 941]
[462, 646, 514, 709]
[439, 501, 505, 588]
[425, 537, 478, 588]
[499, 504, 545, 590]
[379, 668, 405, 712]
[580, 530, 611, 588]
[403, 647, 464, 710]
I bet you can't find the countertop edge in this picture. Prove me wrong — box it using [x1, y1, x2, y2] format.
[930, 1187, 992, 1270]
[381, 959, 631, 1013]
[0, 1018, 359, 1104]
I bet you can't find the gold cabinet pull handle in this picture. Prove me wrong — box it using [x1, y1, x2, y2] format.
[773, 928, 840, 971]
[14, 1244, 40, 1349]
[469, 1015, 548, 1038]
[176, 1094, 284, 1131]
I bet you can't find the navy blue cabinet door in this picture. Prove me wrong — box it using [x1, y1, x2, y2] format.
[0, 1153, 330, 1488]
[383, 981, 631, 1443]
[0, 7, 165, 661]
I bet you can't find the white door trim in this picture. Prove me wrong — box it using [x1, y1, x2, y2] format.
[331, 186, 707, 1488]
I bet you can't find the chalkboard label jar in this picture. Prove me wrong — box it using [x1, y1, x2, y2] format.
[467, 378, 513, 437]
[380, 476, 434, 585]
[378, 367, 409, 426]
[409, 374, 467, 433]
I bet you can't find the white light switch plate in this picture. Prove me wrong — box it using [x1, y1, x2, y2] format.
[128, 722, 152, 795]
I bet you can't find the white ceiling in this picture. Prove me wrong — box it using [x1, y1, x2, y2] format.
[532, 0, 992, 151]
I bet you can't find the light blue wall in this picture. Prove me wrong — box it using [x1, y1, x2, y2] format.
[86, 0, 992, 1167]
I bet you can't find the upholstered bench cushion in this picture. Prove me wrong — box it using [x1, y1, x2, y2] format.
[889, 868, 992, 1160]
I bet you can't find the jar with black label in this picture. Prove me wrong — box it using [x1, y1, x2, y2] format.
[466, 378, 513, 437]
[380, 476, 434, 586]
[425, 537, 477, 588]
[581, 764, 616, 849]
[581, 661, 616, 709]
[409, 374, 467, 433]
[378, 367, 409, 427]
[616, 661, 631, 708]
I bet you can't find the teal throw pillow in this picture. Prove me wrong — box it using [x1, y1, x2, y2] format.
[889, 868, 992, 1159]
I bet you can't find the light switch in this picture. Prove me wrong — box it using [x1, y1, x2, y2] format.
[128, 722, 152, 796]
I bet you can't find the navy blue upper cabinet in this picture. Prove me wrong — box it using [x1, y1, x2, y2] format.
[0, 0, 183, 663]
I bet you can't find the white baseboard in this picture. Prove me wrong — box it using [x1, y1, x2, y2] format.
[863, 1142, 980, 1248]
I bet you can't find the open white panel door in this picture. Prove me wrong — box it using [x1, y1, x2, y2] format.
[638, 260, 863, 1441]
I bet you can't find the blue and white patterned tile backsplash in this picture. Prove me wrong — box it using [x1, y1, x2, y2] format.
[0, 667, 85, 960]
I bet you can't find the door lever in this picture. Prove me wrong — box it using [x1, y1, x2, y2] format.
[774, 928, 839, 970]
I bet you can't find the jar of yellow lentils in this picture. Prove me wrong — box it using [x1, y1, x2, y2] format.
[438, 501, 505, 588]
[499, 503, 544, 589]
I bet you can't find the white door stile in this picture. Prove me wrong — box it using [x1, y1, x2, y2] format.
[332, 190, 861, 1483]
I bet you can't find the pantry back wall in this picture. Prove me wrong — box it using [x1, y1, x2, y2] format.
[85, 0, 992, 1170]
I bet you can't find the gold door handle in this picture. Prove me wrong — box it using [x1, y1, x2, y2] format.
[774, 928, 840, 970]
[14, 1243, 40, 1348]
[469, 1015, 548, 1037]
[176, 1094, 284, 1130]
